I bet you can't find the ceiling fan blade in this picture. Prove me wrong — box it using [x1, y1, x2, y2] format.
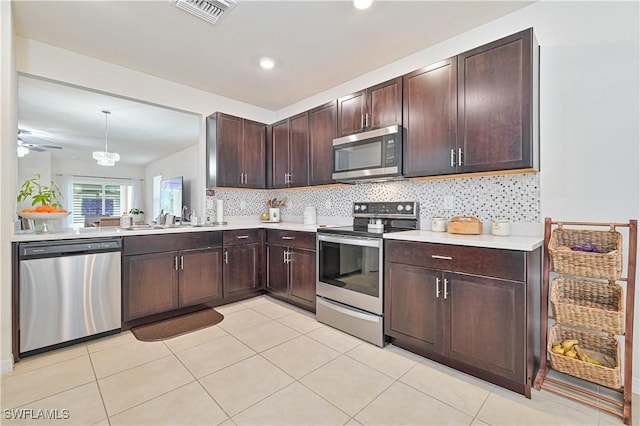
[18, 138, 62, 150]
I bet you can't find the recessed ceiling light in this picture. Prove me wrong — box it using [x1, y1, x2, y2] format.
[353, 0, 372, 10]
[259, 58, 275, 70]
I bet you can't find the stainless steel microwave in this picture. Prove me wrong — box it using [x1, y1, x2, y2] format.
[332, 125, 402, 183]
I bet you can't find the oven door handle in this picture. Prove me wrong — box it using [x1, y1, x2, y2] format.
[317, 234, 382, 248]
[316, 297, 380, 323]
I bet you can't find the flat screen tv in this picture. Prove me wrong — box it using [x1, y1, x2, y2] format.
[159, 176, 183, 219]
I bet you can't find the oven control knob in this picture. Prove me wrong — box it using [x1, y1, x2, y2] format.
[354, 205, 360, 211]
[405, 204, 413, 212]
[397, 205, 403, 211]
[360, 205, 367, 211]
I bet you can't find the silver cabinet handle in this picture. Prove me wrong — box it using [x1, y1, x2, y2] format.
[245, 173, 248, 184]
[180, 255, 184, 270]
[444, 278, 449, 299]
[174, 255, 178, 270]
[281, 236, 294, 240]
[431, 255, 453, 260]
[458, 148, 463, 166]
[224, 250, 228, 264]
[436, 277, 441, 298]
[450, 149, 455, 168]
[283, 250, 288, 264]
[365, 113, 370, 128]
[360, 113, 365, 130]
[287, 250, 292, 263]
[236, 235, 249, 239]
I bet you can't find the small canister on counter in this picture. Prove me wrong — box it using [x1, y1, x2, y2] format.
[431, 217, 447, 232]
[492, 219, 511, 236]
[303, 206, 317, 225]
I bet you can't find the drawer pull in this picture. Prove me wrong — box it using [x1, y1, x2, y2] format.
[236, 235, 249, 239]
[174, 256, 179, 270]
[281, 236, 295, 240]
[224, 251, 228, 264]
[435, 277, 441, 298]
[431, 255, 453, 260]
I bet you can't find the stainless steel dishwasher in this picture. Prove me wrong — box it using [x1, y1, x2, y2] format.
[18, 238, 122, 356]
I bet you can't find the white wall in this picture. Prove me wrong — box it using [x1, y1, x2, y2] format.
[3, 0, 639, 391]
[144, 144, 199, 220]
[0, 0, 17, 373]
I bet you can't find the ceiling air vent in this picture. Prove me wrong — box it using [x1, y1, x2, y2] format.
[173, 0, 237, 25]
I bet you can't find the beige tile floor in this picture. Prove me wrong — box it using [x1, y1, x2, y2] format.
[1, 295, 638, 426]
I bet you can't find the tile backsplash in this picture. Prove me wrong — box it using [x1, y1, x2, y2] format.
[205, 173, 540, 225]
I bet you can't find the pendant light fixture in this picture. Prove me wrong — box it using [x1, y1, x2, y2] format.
[93, 110, 119, 166]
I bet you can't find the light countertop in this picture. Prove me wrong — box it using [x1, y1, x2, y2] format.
[383, 230, 543, 251]
[12, 218, 543, 251]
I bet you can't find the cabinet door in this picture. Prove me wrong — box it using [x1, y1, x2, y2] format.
[288, 248, 316, 310]
[123, 252, 179, 321]
[308, 101, 337, 185]
[403, 59, 457, 177]
[179, 247, 223, 307]
[337, 90, 366, 137]
[216, 113, 243, 187]
[224, 243, 262, 298]
[243, 119, 267, 188]
[384, 262, 441, 352]
[443, 272, 525, 383]
[271, 119, 290, 188]
[289, 112, 309, 187]
[266, 245, 289, 296]
[457, 28, 533, 173]
[367, 77, 402, 130]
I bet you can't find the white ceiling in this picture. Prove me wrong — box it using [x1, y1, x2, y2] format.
[12, 0, 534, 166]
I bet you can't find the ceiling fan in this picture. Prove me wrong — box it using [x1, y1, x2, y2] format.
[17, 129, 63, 152]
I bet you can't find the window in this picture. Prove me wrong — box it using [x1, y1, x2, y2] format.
[72, 180, 132, 226]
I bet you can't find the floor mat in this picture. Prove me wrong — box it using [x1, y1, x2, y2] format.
[131, 309, 224, 342]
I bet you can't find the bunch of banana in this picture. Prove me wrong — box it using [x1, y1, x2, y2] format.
[550, 339, 602, 365]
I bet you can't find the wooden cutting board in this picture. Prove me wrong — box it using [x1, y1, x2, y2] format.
[448, 216, 482, 234]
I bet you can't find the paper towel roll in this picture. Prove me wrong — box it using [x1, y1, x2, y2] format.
[216, 200, 224, 223]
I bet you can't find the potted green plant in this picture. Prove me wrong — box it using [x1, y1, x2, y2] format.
[17, 173, 65, 212]
[128, 208, 145, 224]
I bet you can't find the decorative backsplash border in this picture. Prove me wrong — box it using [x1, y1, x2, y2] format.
[205, 173, 540, 225]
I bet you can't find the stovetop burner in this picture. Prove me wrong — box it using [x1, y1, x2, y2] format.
[318, 201, 420, 238]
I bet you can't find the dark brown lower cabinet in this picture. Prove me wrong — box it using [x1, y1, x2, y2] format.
[123, 232, 223, 323]
[266, 229, 316, 312]
[223, 229, 264, 300]
[384, 239, 540, 397]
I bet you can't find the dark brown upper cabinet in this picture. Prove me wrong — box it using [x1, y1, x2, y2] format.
[457, 28, 537, 173]
[308, 101, 337, 186]
[403, 28, 537, 177]
[270, 112, 309, 188]
[403, 58, 457, 177]
[337, 77, 402, 137]
[207, 112, 267, 188]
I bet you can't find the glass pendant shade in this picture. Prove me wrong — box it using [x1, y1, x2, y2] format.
[93, 110, 119, 166]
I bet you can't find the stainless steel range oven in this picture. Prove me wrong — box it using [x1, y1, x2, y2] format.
[316, 201, 419, 346]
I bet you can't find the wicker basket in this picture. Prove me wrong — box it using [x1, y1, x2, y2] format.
[548, 324, 620, 390]
[548, 228, 622, 280]
[550, 277, 624, 334]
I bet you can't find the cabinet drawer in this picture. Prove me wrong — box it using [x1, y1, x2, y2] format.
[223, 228, 262, 246]
[124, 231, 222, 256]
[267, 229, 316, 250]
[385, 240, 525, 281]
